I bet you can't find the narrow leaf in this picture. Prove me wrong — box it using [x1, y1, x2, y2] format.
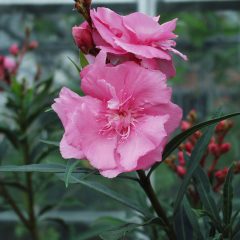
[64, 160, 80, 188]
[194, 167, 222, 229]
[39, 139, 59, 147]
[67, 174, 149, 216]
[183, 198, 204, 240]
[80, 51, 89, 69]
[223, 165, 234, 226]
[100, 218, 160, 240]
[174, 203, 193, 240]
[149, 112, 240, 177]
[0, 163, 66, 173]
[174, 125, 216, 214]
[68, 56, 81, 72]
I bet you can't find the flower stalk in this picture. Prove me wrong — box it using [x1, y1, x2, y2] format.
[137, 170, 176, 240]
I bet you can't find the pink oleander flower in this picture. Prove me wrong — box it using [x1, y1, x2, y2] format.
[72, 21, 94, 54]
[9, 43, 19, 56]
[52, 51, 182, 178]
[73, 7, 187, 78]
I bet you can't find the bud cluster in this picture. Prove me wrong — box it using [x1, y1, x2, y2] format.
[0, 29, 39, 89]
[166, 110, 238, 194]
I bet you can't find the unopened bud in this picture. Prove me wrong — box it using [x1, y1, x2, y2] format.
[181, 120, 191, 131]
[185, 141, 194, 153]
[220, 143, 231, 154]
[176, 166, 186, 177]
[9, 44, 19, 56]
[72, 21, 94, 54]
[187, 109, 197, 123]
[178, 151, 185, 166]
[28, 41, 39, 50]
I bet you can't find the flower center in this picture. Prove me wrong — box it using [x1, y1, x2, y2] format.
[99, 99, 142, 139]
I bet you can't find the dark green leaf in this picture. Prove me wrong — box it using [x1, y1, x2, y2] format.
[64, 160, 80, 188]
[39, 139, 59, 147]
[174, 203, 193, 240]
[0, 163, 65, 173]
[194, 167, 222, 230]
[0, 125, 19, 149]
[149, 112, 240, 177]
[174, 125, 216, 214]
[232, 211, 240, 239]
[223, 165, 234, 226]
[67, 174, 149, 216]
[100, 218, 160, 240]
[183, 198, 204, 240]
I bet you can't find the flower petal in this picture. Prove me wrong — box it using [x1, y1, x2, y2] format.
[117, 115, 168, 171]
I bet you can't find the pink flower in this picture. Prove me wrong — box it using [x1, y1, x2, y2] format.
[72, 21, 94, 54]
[52, 52, 182, 178]
[88, 7, 187, 78]
[9, 43, 19, 56]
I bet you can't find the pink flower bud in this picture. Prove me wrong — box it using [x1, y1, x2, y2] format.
[72, 21, 94, 54]
[215, 168, 228, 181]
[28, 41, 39, 50]
[4, 57, 16, 72]
[220, 143, 231, 154]
[9, 44, 19, 56]
[208, 142, 219, 156]
[176, 165, 186, 177]
[181, 120, 191, 131]
[185, 141, 193, 153]
[178, 151, 185, 166]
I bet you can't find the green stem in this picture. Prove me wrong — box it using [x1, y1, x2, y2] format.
[0, 183, 29, 228]
[20, 102, 39, 240]
[137, 170, 176, 240]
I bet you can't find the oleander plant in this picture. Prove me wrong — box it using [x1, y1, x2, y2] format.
[0, 1, 240, 240]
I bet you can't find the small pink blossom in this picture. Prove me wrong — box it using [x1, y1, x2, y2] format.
[9, 43, 19, 56]
[52, 52, 182, 178]
[72, 21, 94, 54]
[78, 7, 187, 78]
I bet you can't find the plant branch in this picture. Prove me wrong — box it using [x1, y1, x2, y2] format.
[0, 183, 29, 228]
[137, 170, 176, 240]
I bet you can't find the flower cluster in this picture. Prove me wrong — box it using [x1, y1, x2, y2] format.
[166, 110, 240, 192]
[53, 1, 186, 178]
[72, 6, 187, 78]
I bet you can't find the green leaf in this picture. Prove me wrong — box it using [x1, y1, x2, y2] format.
[0, 163, 66, 173]
[67, 56, 81, 72]
[80, 51, 89, 69]
[148, 112, 240, 177]
[194, 167, 222, 230]
[174, 203, 193, 240]
[174, 124, 216, 214]
[66, 174, 149, 216]
[232, 216, 240, 240]
[39, 139, 59, 147]
[64, 160, 80, 188]
[223, 165, 234, 226]
[183, 198, 204, 240]
[100, 218, 160, 240]
[0, 125, 19, 149]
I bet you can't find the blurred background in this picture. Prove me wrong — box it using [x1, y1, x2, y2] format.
[0, 0, 240, 239]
